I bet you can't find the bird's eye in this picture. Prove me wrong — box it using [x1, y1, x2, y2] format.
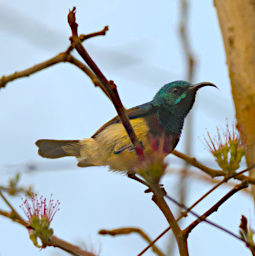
[172, 87, 181, 95]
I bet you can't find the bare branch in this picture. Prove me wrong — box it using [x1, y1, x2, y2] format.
[150, 183, 188, 256]
[67, 7, 144, 158]
[183, 180, 248, 235]
[48, 236, 96, 256]
[138, 165, 254, 255]
[99, 227, 165, 256]
[172, 150, 255, 184]
[0, 25, 107, 89]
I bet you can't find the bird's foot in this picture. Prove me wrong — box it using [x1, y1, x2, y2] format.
[127, 171, 148, 187]
[144, 184, 166, 195]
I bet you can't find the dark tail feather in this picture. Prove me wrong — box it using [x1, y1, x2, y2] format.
[36, 139, 80, 159]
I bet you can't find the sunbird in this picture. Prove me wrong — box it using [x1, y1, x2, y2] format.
[36, 80, 216, 171]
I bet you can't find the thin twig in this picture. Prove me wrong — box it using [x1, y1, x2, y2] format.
[0, 191, 22, 219]
[0, 52, 101, 89]
[182, 164, 255, 214]
[48, 236, 96, 256]
[179, 169, 251, 195]
[172, 150, 223, 177]
[166, 194, 243, 241]
[99, 227, 165, 256]
[0, 209, 28, 227]
[0, 185, 32, 196]
[66, 26, 109, 54]
[172, 150, 255, 184]
[0, 26, 107, 89]
[183, 180, 248, 235]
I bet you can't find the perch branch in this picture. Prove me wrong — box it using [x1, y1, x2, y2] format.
[150, 183, 188, 256]
[67, 7, 144, 158]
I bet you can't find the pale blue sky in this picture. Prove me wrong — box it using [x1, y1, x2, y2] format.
[0, 1, 252, 256]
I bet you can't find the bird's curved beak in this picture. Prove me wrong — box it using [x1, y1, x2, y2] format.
[190, 82, 218, 91]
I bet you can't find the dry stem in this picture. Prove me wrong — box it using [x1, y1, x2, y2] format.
[183, 180, 248, 235]
[150, 183, 189, 256]
[67, 7, 144, 158]
[99, 227, 164, 256]
[0, 27, 108, 89]
[172, 150, 255, 184]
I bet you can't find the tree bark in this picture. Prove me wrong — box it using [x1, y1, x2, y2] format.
[215, 0, 255, 195]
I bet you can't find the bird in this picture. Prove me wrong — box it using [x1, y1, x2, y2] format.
[36, 80, 216, 172]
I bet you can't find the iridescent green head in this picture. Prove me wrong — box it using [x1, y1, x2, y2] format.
[152, 80, 217, 118]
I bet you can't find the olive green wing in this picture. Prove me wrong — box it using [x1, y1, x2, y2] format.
[91, 102, 155, 138]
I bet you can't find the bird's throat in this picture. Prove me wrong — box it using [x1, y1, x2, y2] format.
[156, 107, 185, 135]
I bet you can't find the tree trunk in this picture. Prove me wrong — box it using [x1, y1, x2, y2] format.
[215, 0, 255, 195]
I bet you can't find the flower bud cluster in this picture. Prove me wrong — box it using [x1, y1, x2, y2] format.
[239, 215, 255, 247]
[20, 194, 60, 247]
[204, 124, 245, 175]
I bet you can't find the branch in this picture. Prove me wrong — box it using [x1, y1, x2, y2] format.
[66, 26, 108, 54]
[138, 165, 254, 256]
[67, 7, 144, 158]
[183, 180, 248, 235]
[172, 150, 222, 177]
[185, 170, 251, 195]
[150, 183, 188, 256]
[128, 173, 188, 255]
[99, 227, 165, 256]
[48, 236, 96, 256]
[0, 52, 101, 89]
[0, 26, 107, 89]
[0, 175, 33, 197]
[172, 150, 255, 184]
[0, 190, 22, 220]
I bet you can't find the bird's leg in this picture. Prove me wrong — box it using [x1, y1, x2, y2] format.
[127, 171, 166, 195]
[127, 171, 149, 188]
[144, 184, 166, 195]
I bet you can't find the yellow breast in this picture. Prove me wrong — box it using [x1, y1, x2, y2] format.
[79, 118, 154, 171]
